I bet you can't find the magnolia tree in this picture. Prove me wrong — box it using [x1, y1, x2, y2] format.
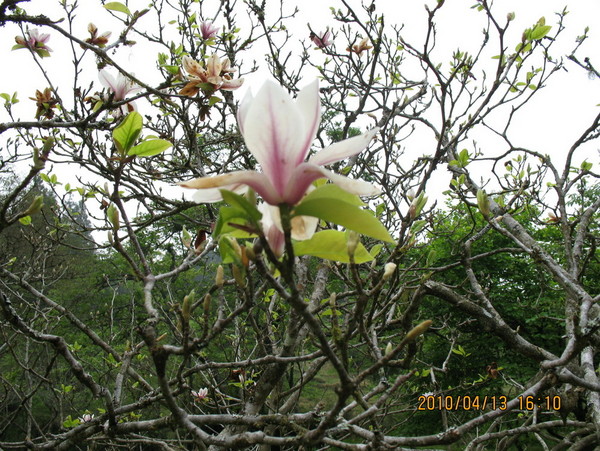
[0, 0, 599, 449]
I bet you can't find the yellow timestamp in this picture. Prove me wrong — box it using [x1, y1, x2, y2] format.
[417, 395, 508, 411]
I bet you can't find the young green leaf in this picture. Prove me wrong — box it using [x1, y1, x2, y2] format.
[113, 112, 143, 154]
[128, 139, 172, 157]
[104, 2, 131, 15]
[294, 230, 374, 263]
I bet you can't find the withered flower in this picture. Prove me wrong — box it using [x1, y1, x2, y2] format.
[179, 54, 244, 96]
[30, 88, 59, 119]
[347, 37, 373, 55]
[85, 23, 111, 48]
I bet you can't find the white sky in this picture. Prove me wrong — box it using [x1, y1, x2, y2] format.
[0, 0, 598, 207]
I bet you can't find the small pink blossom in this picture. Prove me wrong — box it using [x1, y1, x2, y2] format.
[311, 30, 333, 49]
[180, 80, 380, 206]
[79, 413, 94, 423]
[179, 54, 244, 96]
[191, 387, 209, 402]
[99, 70, 141, 115]
[13, 29, 52, 58]
[199, 21, 219, 40]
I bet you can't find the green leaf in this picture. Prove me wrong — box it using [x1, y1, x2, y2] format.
[213, 206, 257, 238]
[128, 139, 172, 157]
[294, 230, 374, 263]
[104, 1, 131, 15]
[19, 215, 32, 226]
[220, 190, 262, 224]
[113, 112, 143, 154]
[294, 198, 394, 243]
[530, 25, 551, 41]
[301, 183, 365, 206]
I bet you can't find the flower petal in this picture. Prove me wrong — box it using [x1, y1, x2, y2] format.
[179, 170, 282, 204]
[309, 128, 379, 166]
[241, 81, 306, 195]
[294, 80, 321, 165]
[285, 163, 380, 204]
[99, 70, 116, 92]
[182, 55, 205, 78]
[221, 78, 244, 91]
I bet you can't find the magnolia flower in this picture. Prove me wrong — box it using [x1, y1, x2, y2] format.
[180, 80, 380, 205]
[191, 387, 209, 402]
[199, 21, 219, 40]
[348, 37, 373, 55]
[99, 70, 141, 115]
[86, 23, 111, 48]
[311, 30, 333, 48]
[180, 54, 244, 96]
[79, 413, 94, 423]
[13, 28, 52, 58]
[259, 203, 318, 257]
[30, 87, 58, 119]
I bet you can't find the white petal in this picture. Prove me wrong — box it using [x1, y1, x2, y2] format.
[180, 170, 282, 205]
[293, 80, 321, 165]
[99, 70, 116, 91]
[236, 88, 254, 135]
[309, 128, 379, 166]
[241, 81, 305, 195]
[311, 166, 381, 197]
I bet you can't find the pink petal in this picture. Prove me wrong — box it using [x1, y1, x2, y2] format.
[99, 70, 117, 92]
[241, 81, 306, 196]
[309, 128, 379, 166]
[236, 89, 253, 135]
[293, 80, 321, 165]
[221, 78, 244, 91]
[179, 170, 282, 205]
[284, 163, 380, 204]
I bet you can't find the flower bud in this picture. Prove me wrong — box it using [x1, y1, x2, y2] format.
[107, 203, 120, 230]
[329, 292, 337, 308]
[385, 342, 393, 357]
[215, 265, 224, 287]
[507, 12, 515, 22]
[347, 231, 360, 258]
[23, 195, 44, 216]
[107, 231, 114, 245]
[232, 265, 245, 287]
[203, 293, 211, 315]
[182, 290, 195, 323]
[182, 226, 192, 249]
[477, 189, 490, 218]
[383, 262, 397, 280]
[405, 320, 432, 342]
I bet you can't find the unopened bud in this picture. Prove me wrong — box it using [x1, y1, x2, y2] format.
[88, 23, 98, 34]
[347, 231, 360, 258]
[107, 231, 114, 245]
[409, 192, 428, 219]
[215, 265, 224, 287]
[329, 292, 337, 308]
[107, 203, 120, 230]
[24, 195, 44, 216]
[405, 320, 432, 342]
[507, 12, 515, 21]
[383, 262, 397, 280]
[245, 245, 256, 261]
[203, 293, 211, 314]
[406, 188, 415, 201]
[385, 342, 393, 357]
[182, 226, 192, 249]
[232, 265, 245, 287]
[182, 290, 195, 322]
[477, 189, 490, 218]
[241, 246, 249, 267]
[194, 239, 207, 255]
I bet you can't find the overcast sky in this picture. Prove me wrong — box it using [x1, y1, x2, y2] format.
[1, 0, 598, 203]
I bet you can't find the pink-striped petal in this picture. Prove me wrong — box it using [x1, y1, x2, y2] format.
[284, 163, 380, 205]
[309, 128, 379, 166]
[241, 81, 306, 195]
[293, 80, 321, 165]
[179, 171, 282, 204]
